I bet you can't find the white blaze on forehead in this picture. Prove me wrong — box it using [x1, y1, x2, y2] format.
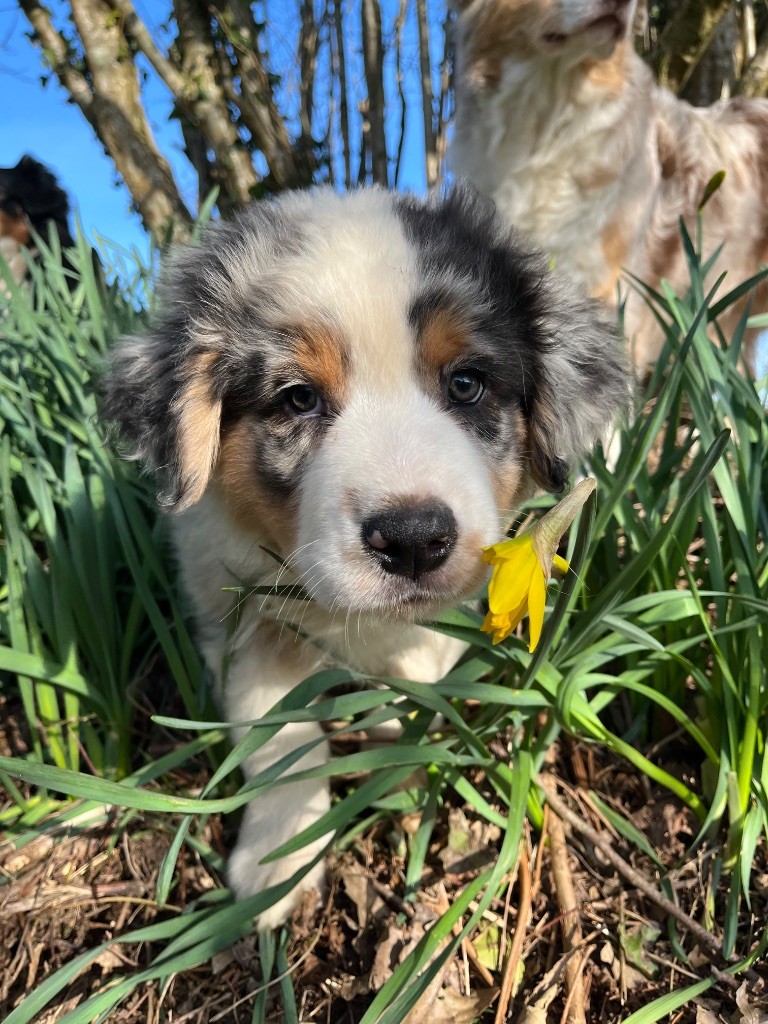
[273, 188, 418, 390]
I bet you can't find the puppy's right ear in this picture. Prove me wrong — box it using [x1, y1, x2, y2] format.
[102, 326, 222, 512]
[103, 201, 292, 511]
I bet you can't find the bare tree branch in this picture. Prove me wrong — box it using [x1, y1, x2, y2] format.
[18, 0, 95, 114]
[735, 18, 768, 97]
[361, 0, 387, 186]
[415, 0, 438, 187]
[742, 0, 757, 63]
[20, 0, 192, 239]
[393, 0, 408, 187]
[650, 0, 734, 95]
[298, 0, 320, 155]
[110, 0, 187, 95]
[331, 0, 351, 189]
[435, 10, 454, 179]
[215, 2, 310, 189]
[173, 0, 259, 208]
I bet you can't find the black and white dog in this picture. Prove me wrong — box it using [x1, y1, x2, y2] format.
[104, 185, 626, 927]
[0, 155, 75, 291]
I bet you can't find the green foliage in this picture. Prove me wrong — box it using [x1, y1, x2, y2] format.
[1, 220, 766, 1022]
[0, 230, 209, 798]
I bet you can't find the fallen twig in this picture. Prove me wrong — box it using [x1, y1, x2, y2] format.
[538, 778, 738, 970]
[495, 842, 532, 1024]
[542, 776, 587, 1024]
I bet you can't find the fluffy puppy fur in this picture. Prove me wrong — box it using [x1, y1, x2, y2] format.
[104, 185, 626, 928]
[452, 0, 768, 373]
[0, 155, 76, 294]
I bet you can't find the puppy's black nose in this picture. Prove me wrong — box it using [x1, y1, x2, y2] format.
[362, 501, 458, 580]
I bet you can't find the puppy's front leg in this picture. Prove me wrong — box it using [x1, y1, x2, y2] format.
[221, 629, 331, 930]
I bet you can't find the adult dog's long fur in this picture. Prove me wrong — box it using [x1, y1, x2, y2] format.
[104, 185, 627, 927]
[452, 0, 768, 372]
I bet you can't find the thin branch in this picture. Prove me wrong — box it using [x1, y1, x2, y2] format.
[110, 0, 187, 96]
[415, 0, 437, 187]
[214, 2, 310, 188]
[742, 0, 756, 63]
[17, 0, 96, 117]
[539, 779, 739, 969]
[298, 0, 320, 151]
[331, 0, 351, 189]
[650, 0, 734, 94]
[393, 0, 408, 187]
[361, 0, 388, 186]
[435, 11, 453, 183]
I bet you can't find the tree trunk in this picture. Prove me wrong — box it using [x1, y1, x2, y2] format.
[651, 0, 734, 96]
[361, 0, 388, 187]
[332, 0, 352, 189]
[681, 7, 740, 105]
[735, 18, 768, 97]
[415, 0, 438, 187]
[173, 0, 259, 209]
[21, 0, 192, 239]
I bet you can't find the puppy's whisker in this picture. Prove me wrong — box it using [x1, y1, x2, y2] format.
[258, 539, 324, 614]
[272, 555, 327, 629]
[295, 572, 330, 634]
[276, 538, 323, 584]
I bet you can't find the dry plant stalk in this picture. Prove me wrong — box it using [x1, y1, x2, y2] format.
[495, 843, 532, 1024]
[541, 776, 587, 1024]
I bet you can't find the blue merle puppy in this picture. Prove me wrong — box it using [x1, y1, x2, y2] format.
[104, 185, 627, 927]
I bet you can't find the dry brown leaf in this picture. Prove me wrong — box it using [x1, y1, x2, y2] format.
[438, 808, 496, 875]
[339, 865, 385, 930]
[517, 1008, 550, 1024]
[2, 836, 55, 875]
[735, 981, 768, 1024]
[428, 986, 498, 1024]
[695, 1004, 724, 1024]
[515, 979, 558, 1024]
[94, 948, 125, 976]
[369, 921, 407, 991]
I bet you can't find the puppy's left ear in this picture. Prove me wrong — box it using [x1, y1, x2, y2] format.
[525, 279, 630, 491]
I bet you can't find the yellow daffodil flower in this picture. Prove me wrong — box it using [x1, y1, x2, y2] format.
[481, 478, 596, 651]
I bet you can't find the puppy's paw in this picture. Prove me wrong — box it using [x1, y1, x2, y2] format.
[228, 835, 327, 930]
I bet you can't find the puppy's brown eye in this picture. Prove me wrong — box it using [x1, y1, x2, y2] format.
[448, 370, 484, 405]
[285, 384, 324, 416]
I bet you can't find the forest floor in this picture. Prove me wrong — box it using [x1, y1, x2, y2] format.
[2, 693, 767, 1024]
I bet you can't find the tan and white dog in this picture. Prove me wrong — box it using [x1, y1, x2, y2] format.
[104, 185, 626, 927]
[452, 0, 768, 373]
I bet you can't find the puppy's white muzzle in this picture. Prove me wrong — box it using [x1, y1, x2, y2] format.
[294, 389, 498, 613]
